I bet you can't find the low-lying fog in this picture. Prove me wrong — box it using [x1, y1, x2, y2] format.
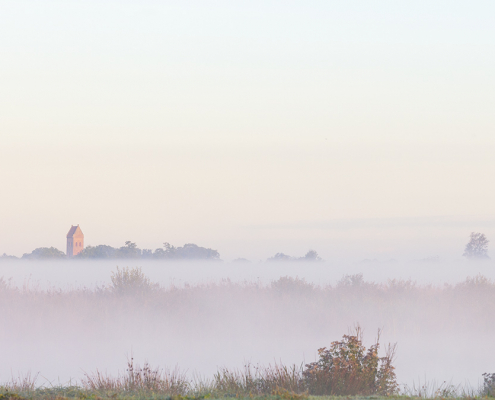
[2, 258, 495, 289]
[1, 259, 494, 389]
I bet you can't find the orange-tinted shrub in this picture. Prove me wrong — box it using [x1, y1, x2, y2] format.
[303, 327, 398, 395]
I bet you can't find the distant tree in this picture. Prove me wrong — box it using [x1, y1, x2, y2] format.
[175, 243, 220, 260]
[116, 241, 141, 258]
[267, 250, 322, 262]
[301, 250, 322, 261]
[152, 247, 167, 259]
[152, 242, 177, 259]
[153, 242, 219, 260]
[0, 253, 18, 260]
[22, 247, 66, 259]
[76, 245, 117, 259]
[267, 253, 294, 261]
[463, 232, 490, 259]
[163, 242, 176, 253]
[232, 258, 251, 263]
[141, 249, 153, 258]
[74, 241, 220, 260]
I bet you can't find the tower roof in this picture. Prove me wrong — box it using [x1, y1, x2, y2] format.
[67, 225, 84, 238]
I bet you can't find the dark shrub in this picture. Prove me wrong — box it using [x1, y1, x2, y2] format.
[483, 373, 495, 397]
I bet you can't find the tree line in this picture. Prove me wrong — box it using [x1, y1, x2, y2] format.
[4, 241, 220, 260]
[0, 231, 489, 261]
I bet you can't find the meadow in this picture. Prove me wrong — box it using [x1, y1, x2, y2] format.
[1, 265, 495, 399]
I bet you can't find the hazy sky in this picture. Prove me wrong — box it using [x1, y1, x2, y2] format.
[1, 1, 494, 259]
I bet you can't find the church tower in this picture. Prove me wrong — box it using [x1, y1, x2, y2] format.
[67, 225, 84, 256]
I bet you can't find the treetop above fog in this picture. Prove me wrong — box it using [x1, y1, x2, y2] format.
[463, 232, 490, 260]
[76, 241, 220, 260]
[267, 249, 322, 262]
[21, 247, 66, 260]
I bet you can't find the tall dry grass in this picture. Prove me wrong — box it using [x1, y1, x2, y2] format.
[212, 363, 305, 396]
[2, 372, 39, 393]
[82, 357, 188, 395]
[1, 364, 490, 399]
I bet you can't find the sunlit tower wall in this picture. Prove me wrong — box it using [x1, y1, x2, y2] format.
[66, 225, 84, 257]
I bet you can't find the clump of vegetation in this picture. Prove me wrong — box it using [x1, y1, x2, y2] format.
[303, 327, 398, 396]
[110, 267, 158, 295]
[0, 277, 14, 292]
[401, 378, 480, 399]
[267, 250, 322, 262]
[77, 241, 220, 260]
[210, 329, 397, 397]
[0, 253, 18, 260]
[21, 247, 66, 260]
[463, 232, 490, 260]
[1, 372, 39, 394]
[1, 355, 493, 400]
[270, 387, 308, 400]
[270, 276, 315, 297]
[82, 357, 189, 395]
[482, 373, 495, 397]
[212, 363, 304, 397]
[158, 243, 220, 260]
[337, 273, 366, 287]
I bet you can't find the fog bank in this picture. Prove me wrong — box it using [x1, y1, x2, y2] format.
[1, 258, 494, 289]
[1, 261, 494, 389]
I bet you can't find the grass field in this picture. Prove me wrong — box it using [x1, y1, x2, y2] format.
[0, 389, 491, 400]
[2, 348, 493, 400]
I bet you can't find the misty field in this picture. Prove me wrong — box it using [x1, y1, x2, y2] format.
[1, 264, 495, 398]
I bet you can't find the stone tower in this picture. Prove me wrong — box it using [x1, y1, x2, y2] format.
[67, 225, 84, 257]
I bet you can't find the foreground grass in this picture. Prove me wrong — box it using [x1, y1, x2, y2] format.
[0, 389, 489, 400]
[0, 378, 488, 400]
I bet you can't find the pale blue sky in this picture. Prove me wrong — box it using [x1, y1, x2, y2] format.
[1, 1, 494, 259]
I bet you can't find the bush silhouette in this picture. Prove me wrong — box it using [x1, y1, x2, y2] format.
[482, 373, 495, 397]
[303, 327, 398, 395]
[110, 267, 158, 295]
[463, 232, 490, 259]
